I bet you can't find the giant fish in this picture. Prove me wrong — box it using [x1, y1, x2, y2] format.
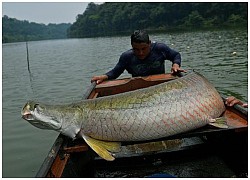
[21, 72, 226, 161]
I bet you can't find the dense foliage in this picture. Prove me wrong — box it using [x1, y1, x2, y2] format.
[2, 3, 247, 43]
[67, 2, 247, 38]
[2, 15, 71, 43]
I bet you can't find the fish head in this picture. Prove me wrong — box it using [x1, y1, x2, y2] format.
[21, 101, 62, 131]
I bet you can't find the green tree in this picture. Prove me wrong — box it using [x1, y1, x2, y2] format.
[2, 16, 71, 43]
[184, 11, 204, 28]
[227, 14, 247, 27]
[3, 2, 247, 42]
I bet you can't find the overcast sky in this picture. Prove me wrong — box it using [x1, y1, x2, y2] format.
[2, 2, 92, 24]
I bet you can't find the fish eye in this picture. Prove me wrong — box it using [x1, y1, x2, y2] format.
[34, 104, 39, 109]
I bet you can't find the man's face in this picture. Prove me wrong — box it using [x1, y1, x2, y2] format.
[132, 42, 151, 60]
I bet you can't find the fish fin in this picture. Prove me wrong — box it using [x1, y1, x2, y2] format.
[98, 140, 121, 153]
[209, 117, 228, 128]
[81, 135, 120, 161]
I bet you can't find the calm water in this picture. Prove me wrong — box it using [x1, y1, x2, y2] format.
[2, 29, 248, 177]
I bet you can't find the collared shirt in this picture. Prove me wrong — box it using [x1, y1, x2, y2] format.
[106, 42, 181, 79]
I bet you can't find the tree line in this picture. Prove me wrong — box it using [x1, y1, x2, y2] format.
[2, 15, 71, 43]
[2, 2, 247, 43]
[67, 2, 247, 38]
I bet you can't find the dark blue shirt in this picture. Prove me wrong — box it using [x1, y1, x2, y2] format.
[106, 42, 181, 79]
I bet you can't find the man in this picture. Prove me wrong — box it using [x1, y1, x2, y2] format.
[91, 30, 185, 84]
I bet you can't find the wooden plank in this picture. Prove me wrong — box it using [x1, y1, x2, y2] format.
[47, 153, 70, 178]
[83, 82, 96, 99]
[94, 73, 178, 97]
[36, 135, 64, 177]
[64, 144, 89, 153]
[223, 110, 248, 128]
[112, 137, 205, 158]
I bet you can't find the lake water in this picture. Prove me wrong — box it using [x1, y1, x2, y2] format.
[2, 29, 248, 177]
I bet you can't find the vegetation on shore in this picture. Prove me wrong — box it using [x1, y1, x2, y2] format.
[2, 2, 247, 43]
[2, 15, 71, 43]
[67, 2, 247, 38]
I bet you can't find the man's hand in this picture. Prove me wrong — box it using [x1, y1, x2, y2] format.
[225, 96, 248, 107]
[171, 63, 186, 74]
[91, 75, 108, 85]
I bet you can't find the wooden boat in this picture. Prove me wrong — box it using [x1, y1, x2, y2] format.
[35, 72, 248, 178]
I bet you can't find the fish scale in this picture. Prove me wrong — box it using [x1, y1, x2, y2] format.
[75, 72, 225, 141]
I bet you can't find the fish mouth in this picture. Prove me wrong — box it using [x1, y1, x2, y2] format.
[22, 112, 34, 121]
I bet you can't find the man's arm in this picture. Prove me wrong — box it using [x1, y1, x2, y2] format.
[91, 54, 127, 84]
[157, 43, 185, 73]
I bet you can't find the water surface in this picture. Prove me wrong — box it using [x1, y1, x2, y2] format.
[2, 29, 247, 177]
